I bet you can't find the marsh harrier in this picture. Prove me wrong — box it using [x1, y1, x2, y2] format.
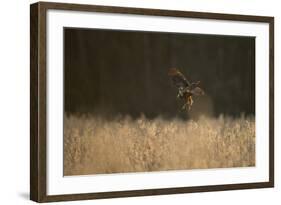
[168, 68, 204, 111]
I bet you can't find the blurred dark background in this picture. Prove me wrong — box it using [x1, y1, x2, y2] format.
[64, 28, 255, 119]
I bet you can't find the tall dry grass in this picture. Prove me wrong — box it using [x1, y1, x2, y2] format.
[63, 114, 255, 176]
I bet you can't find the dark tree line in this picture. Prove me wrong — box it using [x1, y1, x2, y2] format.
[64, 28, 255, 119]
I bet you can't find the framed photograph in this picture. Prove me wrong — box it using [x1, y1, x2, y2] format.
[30, 1, 274, 202]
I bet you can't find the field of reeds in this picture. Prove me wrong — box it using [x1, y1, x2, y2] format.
[63, 114, 255, 176]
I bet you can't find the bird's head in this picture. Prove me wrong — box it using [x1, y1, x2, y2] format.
[192, 87, 205, 96]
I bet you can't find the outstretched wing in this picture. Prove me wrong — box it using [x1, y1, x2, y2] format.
[168, 68, 191, 88]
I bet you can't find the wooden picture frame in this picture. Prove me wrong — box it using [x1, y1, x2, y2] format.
[30, 1, 274, 202]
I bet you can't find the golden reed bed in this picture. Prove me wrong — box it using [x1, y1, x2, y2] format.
[63, 115, 255, 176]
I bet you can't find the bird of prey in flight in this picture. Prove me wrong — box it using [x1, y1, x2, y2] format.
[168, 68, 205, 111]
